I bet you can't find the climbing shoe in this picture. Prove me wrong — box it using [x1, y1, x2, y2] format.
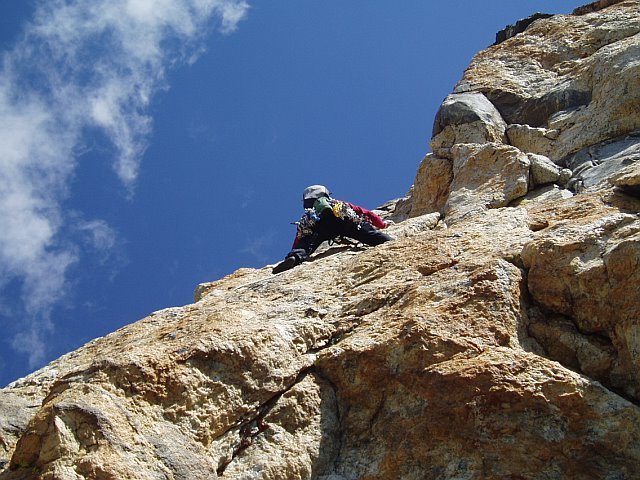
[272, 256, 297, 274]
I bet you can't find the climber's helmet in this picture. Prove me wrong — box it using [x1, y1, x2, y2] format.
[302, 185, 330, 209]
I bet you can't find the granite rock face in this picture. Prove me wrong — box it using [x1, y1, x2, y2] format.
[2, 2, 640, 479]
[522, 205, 640, 400]
[564, 131, 640, 191]
[453, 0, 640, 163]
[2, 187, 640, 480]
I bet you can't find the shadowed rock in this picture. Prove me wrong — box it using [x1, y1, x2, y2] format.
[494, 12, 554, 45]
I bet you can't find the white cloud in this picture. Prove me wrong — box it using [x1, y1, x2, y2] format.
[11, 316, 54, 369]
[217, 1, 251, 34]
[0, 0, 249, 371]
[77, 220, 118, 254]
[241, 232, 275, 263]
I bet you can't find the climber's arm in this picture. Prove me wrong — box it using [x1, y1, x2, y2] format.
[347, 202, 387, 229]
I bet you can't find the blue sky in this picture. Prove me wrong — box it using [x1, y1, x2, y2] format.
[0, 0, 587, 386]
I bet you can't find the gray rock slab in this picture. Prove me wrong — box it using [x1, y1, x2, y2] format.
[563, 131, 640, 189]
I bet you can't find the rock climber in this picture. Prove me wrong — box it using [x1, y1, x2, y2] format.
[272, 185, 393, 274]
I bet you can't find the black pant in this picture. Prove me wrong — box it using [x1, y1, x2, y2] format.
[291, 214, 392, 262]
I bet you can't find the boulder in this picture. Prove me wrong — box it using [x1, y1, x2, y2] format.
[506, 123, 559, 159]
[409, 154, 453, 217]
[444, 143, 530, 224]
[430, 92, 507, 157]
[528, 153, 571, 187]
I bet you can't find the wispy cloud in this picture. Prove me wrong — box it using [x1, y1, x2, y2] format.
[77, 220, 117, 256]
[0, 0, 249, 370]
[241, 231, 275, 263]
[11, 318, 54, 370]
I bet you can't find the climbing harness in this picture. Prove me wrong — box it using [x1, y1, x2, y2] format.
[328, 236, 363, 248]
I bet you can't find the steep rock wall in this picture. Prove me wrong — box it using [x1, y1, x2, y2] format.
[2, 1, 640, 479]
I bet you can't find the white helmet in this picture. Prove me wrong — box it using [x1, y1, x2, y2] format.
[302, 185, 330, 202]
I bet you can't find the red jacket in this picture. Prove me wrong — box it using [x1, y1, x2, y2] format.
[346, 202, 387, 229]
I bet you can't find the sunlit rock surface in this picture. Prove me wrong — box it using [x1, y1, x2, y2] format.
[1, 1, 639, 478]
